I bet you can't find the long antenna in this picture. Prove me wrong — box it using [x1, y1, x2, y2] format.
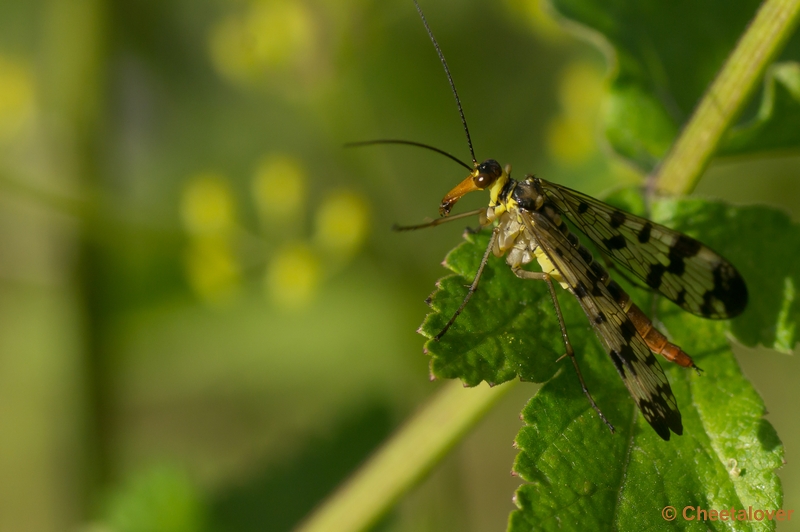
[344, 139, 472, 170]
[412, 0, 477, 166]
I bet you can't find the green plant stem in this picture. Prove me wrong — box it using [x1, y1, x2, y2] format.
[41, 0, 111, 520]
[654, 0, 800, 195]
[295, 379, 517, 532]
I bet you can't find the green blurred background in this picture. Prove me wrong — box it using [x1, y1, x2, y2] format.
[0, 0, 798, 530]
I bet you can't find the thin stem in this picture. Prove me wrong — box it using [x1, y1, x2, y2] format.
[295, 380, 516, 532]
[654, 0, 800, 195]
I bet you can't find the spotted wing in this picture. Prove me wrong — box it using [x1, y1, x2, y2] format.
[523, 209, 682, 440]
[539, 180, 747, 319]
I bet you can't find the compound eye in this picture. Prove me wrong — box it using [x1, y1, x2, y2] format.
[473, 159, 503, 189]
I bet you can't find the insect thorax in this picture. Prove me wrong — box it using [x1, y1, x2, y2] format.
[481, 177, 566, 286]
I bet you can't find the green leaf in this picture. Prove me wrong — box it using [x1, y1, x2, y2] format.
[509, 313, 783, 531]
[420, 198, 788, 530]
[420, 230, 562, 387]
[550, 0, 800, 168]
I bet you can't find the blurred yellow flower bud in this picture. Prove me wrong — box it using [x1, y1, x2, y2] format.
[266, 243, 320, 309]
[252, 154, 307, 224]
[209, 0, 315, 85]
[546, 61, 605, 165]
[0, 55, 36, 142]
[313, 190, 369, 260]
[181, 173, 237, 236]
[185, 237, 241, 303]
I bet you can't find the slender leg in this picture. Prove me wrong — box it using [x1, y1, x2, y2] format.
[393, 208, 485, 231]
[512, 267, 615, 434]
[434, 227, 499, 341]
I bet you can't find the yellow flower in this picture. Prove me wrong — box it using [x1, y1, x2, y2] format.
[266, 243, 320, 309]
[180, 173, 237, 236]
[185, 237, 241, 303]
[546, 61, 605, 165]
[313, 190, 370, 260]
[209, 0, 315, 85]
[558, 61, 605, 118]
[252, 154, 307, 224]
[0, 55, 36, 142]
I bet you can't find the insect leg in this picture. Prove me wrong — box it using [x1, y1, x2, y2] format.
[393, 208, 485, 231]
[434, 226, 499, 341]
[512, 267, 616, 434]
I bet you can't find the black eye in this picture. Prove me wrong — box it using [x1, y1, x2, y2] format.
[473, 159, 502, 189]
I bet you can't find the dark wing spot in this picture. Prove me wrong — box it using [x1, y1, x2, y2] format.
[567, 233, 579, 246]
[712, 263, 749, 317]
[578, 245, 593, 264]
[696, 264, 749, 318]
[591, 282, 604, 297]
[577, 202, 589, 214]
[643, 412, 671, 440]
[638, 222, 652, 244]
[606, 280, 625, 303]
[700, 291, 716, 317]
[594, 312, 607, 324]
[610, 210, 626, 228]
[616, 343, 638, 375]
[666, 255, 686, 276]
[609, 349, 625, 376]
[590, 262, 609, 283]
[674, 289, 687, 307]
[619, 319, 637, 344]
[648, 385, 683, 438]
[574, 281, 588, 299]
[666, 237, 698, 276]
[646, 263, 666, 289]
[610, 344, 683, 438]
[673, 234, 702, 258]
[603, 235, 627, 250]
[639, 399, 678, 440]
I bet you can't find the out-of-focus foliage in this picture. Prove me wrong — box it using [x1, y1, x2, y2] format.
[720, 62, 800, 156]
[0, 55, 36, 140]
[551, 0, 800, 169]
[1, 0, 799, 531]
[100, 466, 207, 532]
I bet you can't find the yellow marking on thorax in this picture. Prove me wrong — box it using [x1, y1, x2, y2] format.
[501, 192, 570, 290]
[484, 174, 512, 223]
[488, 164, 511, 207]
